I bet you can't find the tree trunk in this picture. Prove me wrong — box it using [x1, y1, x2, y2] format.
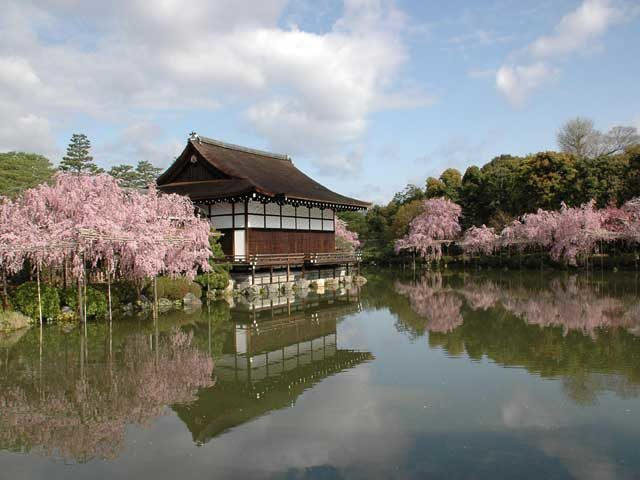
[152, 276, 158, 321]
[77, 276, 84, 323]
[63, 257, 68, 289]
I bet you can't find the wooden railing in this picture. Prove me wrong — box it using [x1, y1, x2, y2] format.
[219, 254, 305, 268]
[308, 251, 361, 265]
[216, 251, 361, 268]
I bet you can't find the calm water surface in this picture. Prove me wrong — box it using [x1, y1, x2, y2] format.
[2, 269, 640, 479]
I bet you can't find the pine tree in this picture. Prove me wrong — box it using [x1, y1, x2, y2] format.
[135, 161, 163, 187]
[108, 161, 162, 188]
[108, 164, 138, 188]
[59, 134, 103, 174]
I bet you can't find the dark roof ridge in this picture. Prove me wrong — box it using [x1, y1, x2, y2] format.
[194, 135, 291, 162]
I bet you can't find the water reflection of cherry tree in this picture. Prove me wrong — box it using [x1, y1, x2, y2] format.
[390, 271, 640, 403]
[394, 273, 463, 335]
[459, 275, 640, 337]
[0, 328, 214, 462]
[395, 272, 640, 338]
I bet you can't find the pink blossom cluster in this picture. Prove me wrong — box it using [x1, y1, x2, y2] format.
[498, 198, 640, 265]
[548, 201, 603, 266]
[0, 173, 211, 280]
[460, 225, 499, 256]
[335, 218, 360, 250]
[622, 198, 640, 243]
[395, 198, 462, 261]
[392, 195, 640, 265]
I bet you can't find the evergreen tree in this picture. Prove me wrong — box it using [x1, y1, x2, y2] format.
[134, 160, 163, 187]
[108, 161, 163, 188]
[59, 134, 103, 174]
[0, 152, 55, 198]
[108, 164, 138, 187]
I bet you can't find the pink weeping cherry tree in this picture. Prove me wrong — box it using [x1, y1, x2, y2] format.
[601, 202, 629, 235]
[621, 198, 640, 244]
[460, 225, 498, 256]
[0, 198, 34, 310]
[0, 198, 29, 277]
[519, 208, 559, 250]
[0, 173, 212, 322]
[395, 198, 462, 261]
[549, 201, 603, 266]
[499, 219, 527, 250]
[335, 218, 361, 251]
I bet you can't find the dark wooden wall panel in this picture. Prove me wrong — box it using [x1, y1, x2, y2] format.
[218, 229, 234, 256]
[173, 161, 227, 182]
[247, 229, 335, 255]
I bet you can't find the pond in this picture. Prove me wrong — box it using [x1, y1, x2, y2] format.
[1, 269, 640, 479]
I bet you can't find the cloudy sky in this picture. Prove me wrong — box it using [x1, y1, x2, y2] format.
[1, 0, 639, 204]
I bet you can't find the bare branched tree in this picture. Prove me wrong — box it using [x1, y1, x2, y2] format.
[598, 126, 640, 156]
[557, 117, 640, 159]
[557, 117, 598, 158]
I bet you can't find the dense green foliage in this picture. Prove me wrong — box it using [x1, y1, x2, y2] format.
[148, 277, 203, 301]
[12, 282, 60, 321]
[103, 281, 140, 308]
[341, 148, 640, 262]
[108, 160, 163, 188]
[195, 232, 230, 291]
[61, 286, 108, 319]
[0, 152, 55, 198]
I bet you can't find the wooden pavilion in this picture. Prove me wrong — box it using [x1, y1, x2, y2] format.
[157, 134, 369, 275]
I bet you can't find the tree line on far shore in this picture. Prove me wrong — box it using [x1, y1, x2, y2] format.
[0, 133, 163, 198]
[340, 118, 640, 263]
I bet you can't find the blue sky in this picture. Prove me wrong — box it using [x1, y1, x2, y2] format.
[0, 0, 639, 204]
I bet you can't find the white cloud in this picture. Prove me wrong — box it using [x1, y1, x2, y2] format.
[98, 122, 184, 169]
[310, 146, 365, 177]
[0, 106, 56, 157]
[448, 29, 513, 50]
[494, 0, 628, 106]
[0, 57, 42, 92]
[530, 0, 624, 58]
[0, 0, 428, 169]
[496, 62, 558, 107]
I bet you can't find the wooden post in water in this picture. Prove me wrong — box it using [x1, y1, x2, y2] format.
[107, 269, 113, 324]
[83, 268, 88, 323]
[36, 264, 43, 326]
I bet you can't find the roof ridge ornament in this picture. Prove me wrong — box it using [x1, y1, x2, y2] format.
[189, 131, 201, 144]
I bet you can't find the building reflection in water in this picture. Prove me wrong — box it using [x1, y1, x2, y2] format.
[175, 288, 373, 444]
[0, 286, 372, 462]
